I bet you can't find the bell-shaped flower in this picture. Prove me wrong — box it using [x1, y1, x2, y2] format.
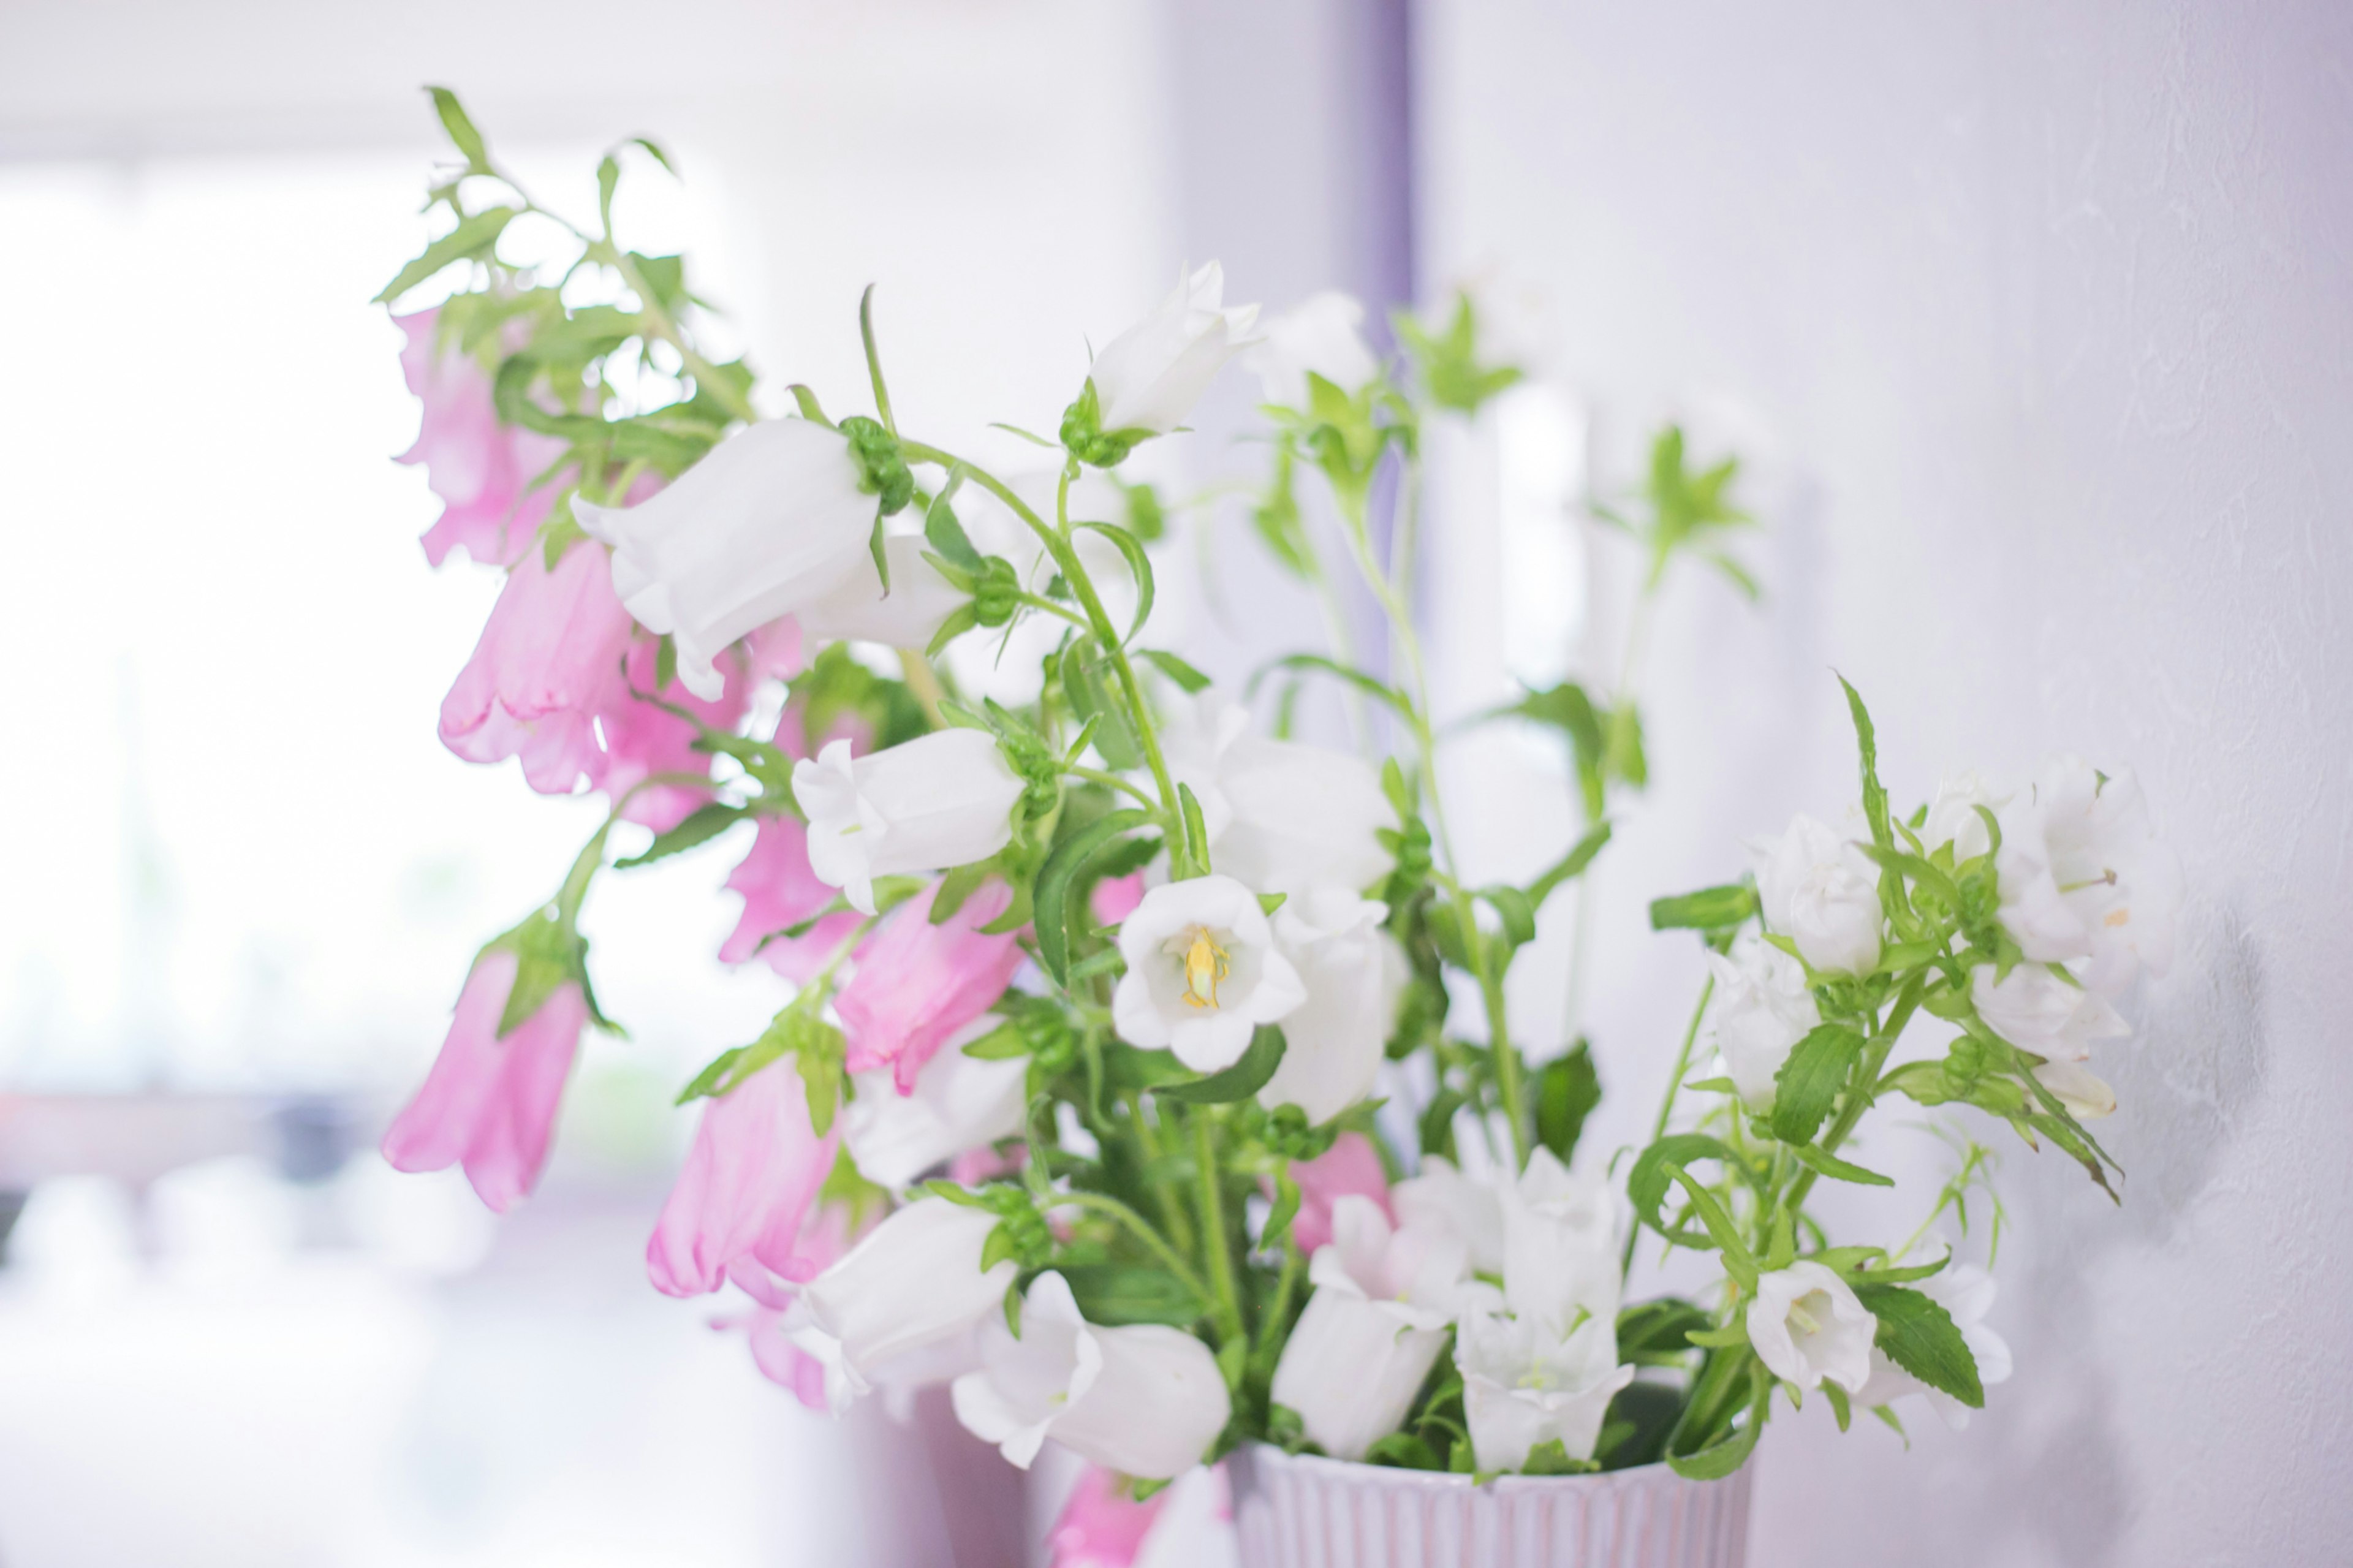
[794, 732, 1026, 916]
[952, 1271, 1231, 1479]
[1256, 889, 1406, 1124]
[788, 1195, 1016, 1413]
[645, 1058, 839, 1306]
[1045, 1464, 1233, 1568]
[1454, 1305, 1635, 1472]
[720, 1303, 832, 1412]
[1393, 1154, 1506, 1276]
[1755, 813, 1885, 976]
[1045, 1463, 1174, 1568]
[795, 535, 969, 650]
[576, 419, 880, 701]
[598, 633, 753, 831]
[833, 879, 1025, 1090]
[842, 1014, 1029, 1188]
[1111, 875, 1306, 1071]
[1159, 693, 1396, 896]
[1499, 1147, 1621, 1334]
[1920, 772, 2007, 862]
[394, 307, 571, 568]
[1706, 941, 1821, 1112]
[1996, 756, 2182, 997]
[719, 814, 863, 982]
[1852, 1260, 2011, 1429]
[1971, 961, 2129, 1066]
[438, 536, 635, 796]
[1245, 290, 1380, 409]
[381, 949, 586, 1213]
[1270, 1195, 1469, 1461]
[1085, 262, 1260, 436]
[1746, 1261, 1876, 1393]
[1287, 1131, 1392, 1256]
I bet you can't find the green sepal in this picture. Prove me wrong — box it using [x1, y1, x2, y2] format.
[1138, 649, 1212, 693]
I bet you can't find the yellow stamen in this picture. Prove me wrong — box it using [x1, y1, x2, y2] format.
[1181, 928, 1229, 1010]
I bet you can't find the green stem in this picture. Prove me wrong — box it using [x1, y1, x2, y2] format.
[1781, 975, 1928, 1217]
[904, 442, 1183, 830]
[1624, 972, 1718, 1277]
[1332, 484, 1527, 1165]
[1069, 766, 1159, 808]
[1127, 1093, 1197, 1257]
[1055, 1191, 1212, 1306]
[1192, 1112, 1245, 1344]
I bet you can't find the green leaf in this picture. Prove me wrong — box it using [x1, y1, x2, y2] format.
[1616, 1298, 1713, 1365]
[1156, 1025, 1287, 1105]
[596, 156, 620, 235]
[1627, 1134, 1741, 1243]
[674, 1047, 745, 1105]
[1667, 1364, 1768, 1480]
[613, 803, 744, 869]
[1852, 1283, 1984, 1408]
[1477, 885, 1537, 950]
[1246, 653, 1415, 724]
[1528, 820, 1612, 905]
[925, 494, 983, 570]
[1178, 782, 1212, 877]
[1534, 1042, 1601, 1165]
[1769, 1023, 1866, 1145]
[1661, 1164, 1760, 1289]
[1074, 521, 1154, 643]
[1058, 1264, 1207, 1327]
[1033, 808, 1151, 988]
[374, 205, 516, 303]
[1362, 1431, 1443, 1471]
[426, 86, 490, 172]
[1137, 648, 1211, 694]
[1648, 882, 1757, 933]
[1785, 1143, 1895, 1186]
[1838, 675, 1893, 850]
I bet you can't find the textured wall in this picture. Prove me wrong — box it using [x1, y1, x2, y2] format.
[1417, 4, 2353, 1564]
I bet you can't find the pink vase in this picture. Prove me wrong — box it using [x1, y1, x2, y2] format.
[1228, 1445, 1752, 1568]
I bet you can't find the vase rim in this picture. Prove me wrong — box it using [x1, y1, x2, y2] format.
[1238, 1442, 1744, 1493]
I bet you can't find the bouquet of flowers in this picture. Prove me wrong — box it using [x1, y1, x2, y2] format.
[379, 91, 2180, 1511]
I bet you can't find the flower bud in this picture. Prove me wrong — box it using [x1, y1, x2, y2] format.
[789, 1197, 1015, 1412]
[793, 732, 1027, 915]
[952, 1271, 1231, 1479]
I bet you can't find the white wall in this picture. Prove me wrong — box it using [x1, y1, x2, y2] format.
[1420, 4, 2353, 1564]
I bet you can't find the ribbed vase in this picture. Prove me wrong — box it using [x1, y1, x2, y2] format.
[1227, 1445, 1752, 1568]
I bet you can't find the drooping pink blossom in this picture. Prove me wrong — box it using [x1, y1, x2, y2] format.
[720, 814, 862, 982]
[381, 947, 586, 1213]
[835, 880, 1025, 1093]
[721, 1305, 834, 1411]
[395, 308, 572, 568]
[439, 536, 636, 795]
[647, 1058, 841, 1307]
[710, 1201, 860, 1410]
[1288, 1131, 1393, 1256]
[602, 615, 804, 831]
[1047, 1465, 1169, 1568]
[1091, 872, 1146, 926]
